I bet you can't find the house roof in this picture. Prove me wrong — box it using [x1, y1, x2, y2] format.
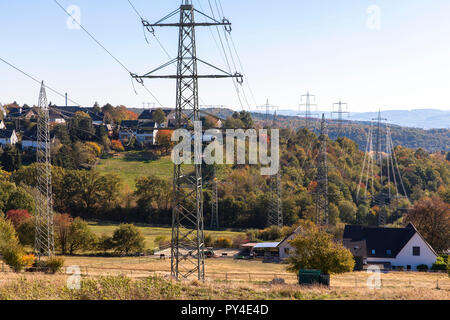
[253, 242, 280, 249]
[121, 120, 139, 128]
[343, 223, 435, 258]
[0, 129, 15, 139]
[138, 109, 173, 120]
[343, 239, 367, 258]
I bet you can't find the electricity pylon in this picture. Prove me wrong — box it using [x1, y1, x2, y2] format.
[267, 112, 283, 227]
[132, 1, 242, 281]
[372, 110, 387, 167]
[299, 92, 319, 130]
[35, 81, 55, 260]
[315, 114, 329, 225]
[331, 100, 349, 137]
[257, 99, 278, 121]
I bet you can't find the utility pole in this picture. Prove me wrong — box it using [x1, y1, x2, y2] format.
[331, 100, 349, 137]
[315, 114, 329, 225]
[132, 1, 242, 281]
[299, 92, 319, 130]
[35, 81, 55, 260]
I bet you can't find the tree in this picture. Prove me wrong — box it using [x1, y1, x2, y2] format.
[155, 130, 174, 155]
[152, 108, 167, 124]
[0, 145, 22, 172]
[135, 175, 172, 211]
[54, 213, 73, 255]
[6, 210, 31, 229]
[405, 196, 450, 252]
[287, 220, 355, 274]
[338, 200, 357, 224]
[111, 224, 145, 255]
[67, 218, 97, 255]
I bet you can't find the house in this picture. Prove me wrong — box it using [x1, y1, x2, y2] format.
[119, 121, 158, 145]
[138, 108, 174, 126]
[249, 226, 303, 260]
[49, 109, 66, 124]
[0, 129, 18, 146]
[277, 226, 302, 259]
[343, 223, 438, 271]
[21, 130, 56, 149]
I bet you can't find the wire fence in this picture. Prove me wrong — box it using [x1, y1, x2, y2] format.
[1, 262, 449, 290]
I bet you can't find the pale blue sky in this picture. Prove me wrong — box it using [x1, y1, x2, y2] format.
[1, 0, 450, 112]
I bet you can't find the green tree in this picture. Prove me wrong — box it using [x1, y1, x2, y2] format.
[287, 220, 355, 274]
[152, 108, 167, 124]
[111, 224, 145, 255]
[135, 175, 172, 211]
[67, 218, 97, 255]
[338, 200, 357, 224]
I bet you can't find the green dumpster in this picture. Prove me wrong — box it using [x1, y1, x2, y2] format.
[298, 269, 321, 285]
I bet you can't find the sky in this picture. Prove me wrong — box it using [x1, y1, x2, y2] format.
[1, 0, 450, 113]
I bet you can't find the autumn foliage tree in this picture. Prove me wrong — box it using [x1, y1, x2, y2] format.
[405, 196, 450, 252]
[287, 220, 355, 275]
[6, 210, 31, 228]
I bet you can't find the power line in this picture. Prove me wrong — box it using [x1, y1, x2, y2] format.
[0, 56, 82, 106]
[52, 0, 163, 106]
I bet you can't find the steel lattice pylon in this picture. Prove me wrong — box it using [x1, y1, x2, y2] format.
[35, 81, 55, 259]
[315, 114, 329, 225]
[133, 1, 242, 280]
[267, 164, 283, 227]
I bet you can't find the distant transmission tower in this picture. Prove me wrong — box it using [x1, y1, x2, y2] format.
[132, 1, 242, 281]
[315, 114, 329, 225]
[299, 92, 319, 130]
[372, 110, 387, 167]
[331, 100, 349, 137]
[267, 111, 283, 227]
[35, 81, 55, 260]
[257, 99, 278, 121]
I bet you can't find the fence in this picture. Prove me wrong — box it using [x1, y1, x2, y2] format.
[1, 262, 449, 290]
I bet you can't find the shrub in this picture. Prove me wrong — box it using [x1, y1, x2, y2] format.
[111, 140, 125, 152]
[2, 246, 30, 272]
[46, 256, 65, 274]
[431, 256, 447, 271]
[154, 236, 170, 249]
[232, 234, 247, 248]
[417, 264, 429, 272]
[213, 237, 232, 248]
[204, 234, 213, 247]
[6, 209, 31, 228]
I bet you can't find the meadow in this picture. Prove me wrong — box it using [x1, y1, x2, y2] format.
[96, 152, 174, 189]
[87, 221, 246, 250]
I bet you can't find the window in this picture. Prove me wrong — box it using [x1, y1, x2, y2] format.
[386, 249, 392, 255]
[371, 249, 376, 255]
[413, 247, 420, 256]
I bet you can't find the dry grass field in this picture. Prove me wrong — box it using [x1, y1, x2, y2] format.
[0, 257, 448, 300]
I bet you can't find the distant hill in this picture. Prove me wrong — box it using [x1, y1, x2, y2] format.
[128, 107, 449, 152]
[275, 109, 450, 130]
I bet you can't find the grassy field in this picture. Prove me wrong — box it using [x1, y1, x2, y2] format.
[96, 152, 174, 189]
[0, 266, 449, 300]
[88, 221, 246, 250]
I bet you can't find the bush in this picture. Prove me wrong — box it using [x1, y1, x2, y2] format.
[213, 237, 232, 248]
[232, 234, 247, 248]
[417, 264, 429, 272]
[154, 236, 170, 249]
[46, 256, 65, 274]
[2, 246, 31, 272]
[431, 257, 447, 271]
[204, 234, 213, 247]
